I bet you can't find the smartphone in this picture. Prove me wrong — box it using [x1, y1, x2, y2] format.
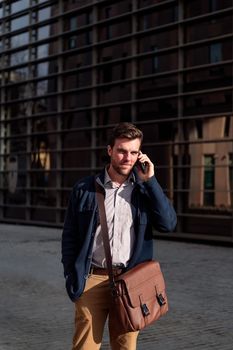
[136, 160, 147, 174]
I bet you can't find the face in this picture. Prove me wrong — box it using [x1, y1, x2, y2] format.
[107, 138, 141, 177]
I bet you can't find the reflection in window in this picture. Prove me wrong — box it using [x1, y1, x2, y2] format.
[11, 0, 30, 14]
[195, 119, 203, 139]
[37, 44, 49, 58]
[102, 57, 112, 83]
[210, 43, 222, 63]
[37, 80, 48, 96]
[31, 141, 51, 188]
[204, 155, 215, 206]
[229, 154, 233, 207]
[11, 32, 29, 48]
[37, 62, 49, 77]
[209, 0, 218, 12]
[38, 7, 51, 22]
[38, 25, 50, 40]
[152, 46, 159, 72]
[10, 67, 29, 81]
[11, 14, 29, 31]
[68, 36, 77, 49]
[105, 7, 112, 39]
[70, 16, 77, 30]
[10, 49, 29, 66]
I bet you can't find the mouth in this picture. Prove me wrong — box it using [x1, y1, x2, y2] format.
[119, 164, 133, 172]
[121, 164, 132, 168]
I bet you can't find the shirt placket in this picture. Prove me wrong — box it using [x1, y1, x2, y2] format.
[112, 185, 125, 264]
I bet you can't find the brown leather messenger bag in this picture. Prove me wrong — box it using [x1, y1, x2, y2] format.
[95, 181, 168, 332]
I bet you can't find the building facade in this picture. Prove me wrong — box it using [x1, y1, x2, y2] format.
[0, 0, 232, 242]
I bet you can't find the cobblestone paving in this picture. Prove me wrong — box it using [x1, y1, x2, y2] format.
[0, 224, 232, 350]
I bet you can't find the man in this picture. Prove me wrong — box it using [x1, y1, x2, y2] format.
[62, 122, 177, 350]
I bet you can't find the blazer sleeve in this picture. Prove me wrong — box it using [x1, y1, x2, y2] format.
[61, 187, 79, 277]
[143, 176, 177, 232]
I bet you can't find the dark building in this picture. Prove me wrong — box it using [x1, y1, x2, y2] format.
[0, 0, 232, 242]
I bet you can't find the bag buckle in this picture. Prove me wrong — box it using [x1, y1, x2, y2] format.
[141, 303, 150, 316]
[110, 282, 119, 297]
[157, 293, 166, 306]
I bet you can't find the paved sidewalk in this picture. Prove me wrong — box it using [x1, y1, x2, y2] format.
[0, 223, 232, 350]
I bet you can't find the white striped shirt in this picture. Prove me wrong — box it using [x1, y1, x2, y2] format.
[92, 169, 135, 268]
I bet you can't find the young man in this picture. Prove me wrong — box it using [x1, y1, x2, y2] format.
[62, 122, 177, 350]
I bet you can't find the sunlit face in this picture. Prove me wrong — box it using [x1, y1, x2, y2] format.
[107, 138, 141, 177]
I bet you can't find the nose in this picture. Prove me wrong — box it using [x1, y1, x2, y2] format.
[123, 152, 131, 161]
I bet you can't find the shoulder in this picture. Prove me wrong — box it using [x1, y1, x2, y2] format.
[73, 175, 95, 194]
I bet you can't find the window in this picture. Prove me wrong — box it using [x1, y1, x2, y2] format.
[102, 56, 112, 83]
[37, 44, 49, 58]
[11, 32, 29, 48]
[105, 7, 112, 39]
[143, 14, 149, 29]
[11, 0, 30, 14]
[229, 154, 233, 207]
[195, 119, 203, 139]
[11, 14, 29, 31]
[151, 46, 159, 72]
[38, 25, 50, 40]
[68, 36, 77, 49]
[10, 49, 29, 66]
[203, 155, 215, 206]
[224, 116, 230, 137]
[209, 0, 218, 12]
[70, 16, 77, 30]
[38, 7, 51, 22]
[210, 43, 222, 63]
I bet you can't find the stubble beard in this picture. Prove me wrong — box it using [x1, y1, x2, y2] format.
[111, 162, 133, 177]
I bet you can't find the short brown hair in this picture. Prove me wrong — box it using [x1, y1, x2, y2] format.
[108, 122, 143, 148]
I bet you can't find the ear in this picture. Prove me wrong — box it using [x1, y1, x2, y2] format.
[107, 145, 112, 157]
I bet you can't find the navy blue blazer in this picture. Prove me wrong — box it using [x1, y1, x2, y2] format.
[61, 168, 177, 301]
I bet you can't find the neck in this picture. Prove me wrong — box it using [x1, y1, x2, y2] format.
[107, 165, 128, 186]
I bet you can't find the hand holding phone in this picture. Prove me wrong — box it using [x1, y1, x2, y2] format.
[136, 160, 147, 174]
[136, 152, 154, 180]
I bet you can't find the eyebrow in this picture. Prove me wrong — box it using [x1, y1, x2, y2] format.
[116, 148, 140, 154]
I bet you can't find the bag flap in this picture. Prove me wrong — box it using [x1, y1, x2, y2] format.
[117, 261, 166, 308]
[121, 261, 165, 290]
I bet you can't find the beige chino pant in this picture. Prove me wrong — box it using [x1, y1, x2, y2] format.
[72, 273, 138, 350]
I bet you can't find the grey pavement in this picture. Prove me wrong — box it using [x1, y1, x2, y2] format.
[0, 223, 232, 350]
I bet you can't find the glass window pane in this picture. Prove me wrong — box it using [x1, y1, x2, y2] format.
[11, 0, 30, 14]
[11, 32, 29, 48]
[36, 60, 58, 77]
[229, 154, 233, 207]
[10, 49, 29, 65]
[37, 62, 49, 77]
[210, 43, 222, 63]
[38, 25, 50, 40]
[37, 44, 49, 58]
[9, 67, 29, 81]
[204, 155, 215, 206]
[11, 14, 29, 31]
[38, 7, 51, 22]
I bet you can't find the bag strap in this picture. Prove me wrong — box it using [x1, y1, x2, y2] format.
[95, 181, 116, 289]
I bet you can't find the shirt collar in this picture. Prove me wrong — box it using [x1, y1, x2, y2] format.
[104, 166, 135, 188]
